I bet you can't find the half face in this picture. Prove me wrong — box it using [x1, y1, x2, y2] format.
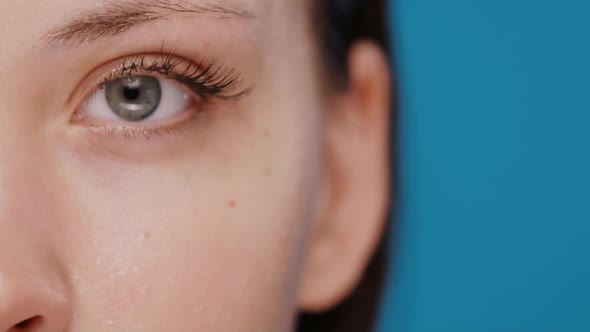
[0, 0, 390, 331]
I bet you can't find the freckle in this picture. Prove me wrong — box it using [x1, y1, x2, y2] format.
[262, 129, 271, 139]
[140, 231, 151, 240]
[229, 200, 236, 208]
[264, 167, 272, 176]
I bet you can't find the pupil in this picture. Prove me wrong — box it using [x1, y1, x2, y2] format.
[123, 87, 141, 101]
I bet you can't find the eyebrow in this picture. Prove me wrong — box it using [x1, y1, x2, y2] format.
[43, 0, 255, 45]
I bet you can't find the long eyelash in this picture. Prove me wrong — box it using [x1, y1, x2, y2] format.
[99, 51, 251, 100]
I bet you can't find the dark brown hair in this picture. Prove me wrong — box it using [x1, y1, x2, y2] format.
[297, 1, 392, 332]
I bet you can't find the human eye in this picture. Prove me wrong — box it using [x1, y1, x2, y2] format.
[84, 75, 190, 123]
[71, 52, 250, 139]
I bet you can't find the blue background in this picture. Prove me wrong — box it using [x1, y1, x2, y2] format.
[378, 0, 590, 331]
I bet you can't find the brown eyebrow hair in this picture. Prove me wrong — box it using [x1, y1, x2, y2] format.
[43, 0, 254, 45]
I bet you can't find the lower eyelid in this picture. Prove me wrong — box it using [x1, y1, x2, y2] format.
[75, 107, 202, 144]
[63, 116, 204, 163]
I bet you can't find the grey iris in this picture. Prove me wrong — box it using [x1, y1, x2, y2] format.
[105, 76, 162, 122]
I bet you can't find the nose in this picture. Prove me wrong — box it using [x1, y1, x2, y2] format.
[0, 97, 74, 332]
[0, 260, 71, 332]
[0, 171, 73, 332]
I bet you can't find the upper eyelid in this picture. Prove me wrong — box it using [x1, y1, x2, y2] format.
[67, 51, 250, 108]
[103, 54, 250, 99]
[100, 53, 220, 85]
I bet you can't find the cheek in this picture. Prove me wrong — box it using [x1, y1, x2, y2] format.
[55, 99, 323, 331]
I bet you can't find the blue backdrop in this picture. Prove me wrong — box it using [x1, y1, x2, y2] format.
[378, 0, 590, 331]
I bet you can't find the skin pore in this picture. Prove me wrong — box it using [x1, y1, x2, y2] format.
[0, 0, 390, 331]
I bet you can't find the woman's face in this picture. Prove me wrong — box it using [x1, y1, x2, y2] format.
[0, 0, 390, 331]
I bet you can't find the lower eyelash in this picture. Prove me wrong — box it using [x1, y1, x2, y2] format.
[85, 123, 187, 141]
